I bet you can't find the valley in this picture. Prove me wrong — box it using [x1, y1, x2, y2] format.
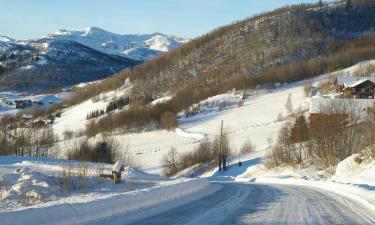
[1, 1, 375, 224]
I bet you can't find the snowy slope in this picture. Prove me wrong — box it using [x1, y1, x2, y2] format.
[50, 27, 188, 61]
[53, 87, 130, 138]
[53, 80, 309, 174]
[52, 61, 375, 174]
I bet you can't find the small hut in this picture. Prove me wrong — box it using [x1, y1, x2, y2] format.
[112, 160, 125, 184]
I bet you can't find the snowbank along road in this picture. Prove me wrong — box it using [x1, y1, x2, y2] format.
[99, 182, 375, 225]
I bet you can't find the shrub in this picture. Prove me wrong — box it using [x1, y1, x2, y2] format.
[240, 139, 256, 154]
[63, 130, 74, 140]
[303, 82, 313, 97]
[67, 138, 117, 164]
[265, 123, 301, 168]
[162, 126, 233, 177]
[59, 163, 89, 196]
[317, 80, 334, 95]
[160, 111, 177, 131]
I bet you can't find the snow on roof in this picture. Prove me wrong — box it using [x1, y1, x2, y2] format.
[309, 97, 373, 121]
[336, 77, 375, 88]
[113, 160, 124, 173]
[348, 79, 375, 88]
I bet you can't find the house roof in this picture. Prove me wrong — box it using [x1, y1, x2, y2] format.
[336, 76, 375, 88]
[348, 79, 375, 88]
[113, 160, 124, 173]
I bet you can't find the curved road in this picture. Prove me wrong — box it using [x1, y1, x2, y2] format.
[130, 182, 375, 225]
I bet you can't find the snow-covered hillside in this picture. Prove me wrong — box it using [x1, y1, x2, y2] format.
[51, 27, 188, 61]
[52, 60, 375, 175]
[53, 77, 310, 174]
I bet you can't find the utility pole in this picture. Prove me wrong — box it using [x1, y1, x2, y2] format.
[219, 120, 227, 172]
[219, 120, 222, 172]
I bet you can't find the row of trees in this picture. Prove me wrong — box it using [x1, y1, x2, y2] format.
[105, 96, 130, 113]
[86, 110, 105, 120]
[0, 128, 57, 157]
[67, 139, 118, 164]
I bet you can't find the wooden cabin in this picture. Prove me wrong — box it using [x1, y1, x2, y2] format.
[334, 77, 375, 99]
[343, 79, 375, 99]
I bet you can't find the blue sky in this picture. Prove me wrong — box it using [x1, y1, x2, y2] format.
[0, 0, 318, 40]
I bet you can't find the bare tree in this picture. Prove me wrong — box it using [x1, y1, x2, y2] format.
[161, 147, 181, 177]
[240, 139, 256, 154]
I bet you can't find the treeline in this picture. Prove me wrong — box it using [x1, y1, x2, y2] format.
[87, 109, 105, 120]
[85, 103, 178, 137]
[105, 96, 130, 113]
[0, 128, 57, 157]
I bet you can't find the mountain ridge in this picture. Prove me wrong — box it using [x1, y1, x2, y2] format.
[0, 27, 188, 89]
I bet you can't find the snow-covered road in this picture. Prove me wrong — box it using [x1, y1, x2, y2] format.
[128, 182, 375, 225]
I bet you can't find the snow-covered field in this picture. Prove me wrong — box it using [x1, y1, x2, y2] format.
[0, 156, 170, 211]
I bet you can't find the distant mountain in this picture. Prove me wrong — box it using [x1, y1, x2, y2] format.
[0, 28, 188, 89]
[0, 35, 14, 43]
[51, 27, 188, 61]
